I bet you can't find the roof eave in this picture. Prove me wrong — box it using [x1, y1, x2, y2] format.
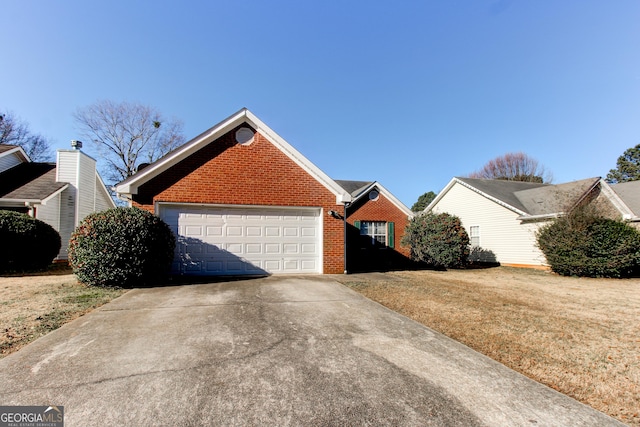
[428, 177, 529, 216]
[517, 212, 565, 222]
[0, 145, 31, 164]
[349, 181, 413, 217]
[115, 108, 351, 204]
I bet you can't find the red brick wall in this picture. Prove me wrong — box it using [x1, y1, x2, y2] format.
[347, 194, 411, 255]
[132, 128, 345, 273]
[346, 191, 412, 271]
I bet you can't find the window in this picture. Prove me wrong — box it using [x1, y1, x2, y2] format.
[360, 221, 387, 246]
[469, 226, 480, 247]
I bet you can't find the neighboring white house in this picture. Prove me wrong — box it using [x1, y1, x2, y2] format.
[425, 177, 636, 267]
[0, 143, 115, 259]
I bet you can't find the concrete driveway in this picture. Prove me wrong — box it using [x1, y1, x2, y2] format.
[0, 276, 623, 426]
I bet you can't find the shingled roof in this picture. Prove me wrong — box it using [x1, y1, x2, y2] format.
[452, 177, 602, 217]
[334, 180, 374, 197]
[0, 163, 68, 201]
[611, 181, 640, 217]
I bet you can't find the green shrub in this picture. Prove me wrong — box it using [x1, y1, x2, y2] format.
[0, 210, 61, 273]
[68, 207, 175, 287]
[402, 212, 470, 268]
[536, 209, 640, 278]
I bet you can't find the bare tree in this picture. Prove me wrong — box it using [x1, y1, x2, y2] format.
[0, 110, 52, 161]
[469, 152, 552, 183]
[74, 100, 185, 183]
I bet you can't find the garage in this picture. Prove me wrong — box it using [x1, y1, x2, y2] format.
[159, 204, 322, 275]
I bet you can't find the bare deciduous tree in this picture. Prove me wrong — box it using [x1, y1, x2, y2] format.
[469, 152, 552, 183]
[0, 110, 52, 161]
[74, 100, 185, 183]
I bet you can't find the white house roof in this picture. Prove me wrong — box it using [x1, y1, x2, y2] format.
[116, 108, 352, 204]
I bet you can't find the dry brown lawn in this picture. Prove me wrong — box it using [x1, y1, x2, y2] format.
[0, 268, 127, 358]
[339, 267, 640, 426]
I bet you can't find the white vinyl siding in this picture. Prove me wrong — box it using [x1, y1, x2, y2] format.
[94, 175, 115, 212]
[431, 183, 547, 266]
[77, 153, 97, 220]
[35, 194, 61, 235]
[55, 149, 114, 259]
[0, 152, 22, 173]
[469, 225, 480, 247]
[56, 188, 76, 259]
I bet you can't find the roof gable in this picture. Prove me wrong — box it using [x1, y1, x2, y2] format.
[454, 177, 549, 214]
[428, 176, 612, 219]
[611, 181, 640, 218]
[513, 178, 600, 216]
[116, 109, 352, 204]
[336, 180, 413, 217]
[0, 144, 30, 173]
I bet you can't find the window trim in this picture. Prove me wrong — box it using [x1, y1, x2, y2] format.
[357, 220, 395, 248]
[469, 225, 480, 247]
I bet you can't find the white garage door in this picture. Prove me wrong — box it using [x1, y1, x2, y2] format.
[160, 204, 321, 275]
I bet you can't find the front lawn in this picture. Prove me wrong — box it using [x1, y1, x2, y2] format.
[0, 268, 127, 357]
[339, 267, 640, 426]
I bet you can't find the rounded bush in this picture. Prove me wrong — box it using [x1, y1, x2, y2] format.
[402, 212, 470, 268]
[537, 213, 640, 278]
[68, 207, 176, 287]
[0, 210, 61, 273]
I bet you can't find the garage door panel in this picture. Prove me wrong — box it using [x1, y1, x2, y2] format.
[246, 244, 262, 254]
[264, 260, 281, 271]
[301, 244, 316, 254]
[206, 226, 223, 236]
[283, 244, 299, 254]
[226, 226, 243, 236]
[162, 205, 321, 275]
[226, 243, 243, 253]
[265, 227, 280, 237]
[246, 226, 262, 236]
[265, 244, 280, 254]
[185, 225, 203, 237]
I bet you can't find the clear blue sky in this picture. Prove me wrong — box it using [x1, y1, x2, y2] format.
[2, 1, 639, 207]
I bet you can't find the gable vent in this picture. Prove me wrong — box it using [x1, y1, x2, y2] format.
[235, 127, 255, 146]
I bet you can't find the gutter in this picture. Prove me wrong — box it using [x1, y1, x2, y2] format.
[517, 212, 564, 222]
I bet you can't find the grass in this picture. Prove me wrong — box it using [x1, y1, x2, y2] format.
[0, 267, 127, 357]
[339, 267, 640, 426]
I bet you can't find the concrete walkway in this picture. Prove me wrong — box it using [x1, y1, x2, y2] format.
[0, 276, 623, 426]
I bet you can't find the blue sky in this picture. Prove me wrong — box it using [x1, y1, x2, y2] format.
[2, 1, 639, 207]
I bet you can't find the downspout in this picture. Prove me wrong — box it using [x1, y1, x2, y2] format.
[343, 202, 349, 274]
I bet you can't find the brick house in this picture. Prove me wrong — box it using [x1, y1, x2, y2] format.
[115, 109, 413, 275]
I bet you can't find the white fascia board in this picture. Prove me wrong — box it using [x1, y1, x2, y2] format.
[517, 212, 564, 222]
[454, 178, 529, 216]
[599, 179, 635, 218]
[116, 108, 352, 204]
[423, 178, 458, 213]
[116, 109, 249, 195]
[350, 181, 413, 217]
[40, 184, 70, 205]
[0, 198, 41, 205]
[0, 146, 31, 163]
[95, 172, 117, 208]
[244, 110, 351, 204]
